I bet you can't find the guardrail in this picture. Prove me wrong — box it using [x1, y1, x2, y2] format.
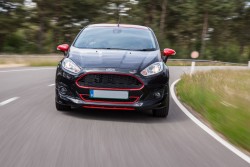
[169, 58, 248, 66]
[0, 54, 248, 67]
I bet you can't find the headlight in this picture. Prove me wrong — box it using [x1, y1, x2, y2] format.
[62, 58, 81, 74]
[141, 62, 163, 76]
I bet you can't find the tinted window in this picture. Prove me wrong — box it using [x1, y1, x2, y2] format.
[74, 27, 157, 51]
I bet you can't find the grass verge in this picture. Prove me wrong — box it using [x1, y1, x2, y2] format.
[0, 55, 62, 67]
[28, 60, 59, 66]
[176, 70, 250, 152]
[166, 61, 247, 66]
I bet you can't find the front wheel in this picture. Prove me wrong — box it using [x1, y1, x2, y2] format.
[56, 102, 71, 111]
[153, 106, 169, 117]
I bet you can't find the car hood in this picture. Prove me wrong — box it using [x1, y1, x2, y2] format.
[68, 47, 161, 71]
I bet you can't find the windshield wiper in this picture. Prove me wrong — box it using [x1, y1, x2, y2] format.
[91, 48, 128, 50]
[88, 48, 156, 51]
[134, 48, 156, 51]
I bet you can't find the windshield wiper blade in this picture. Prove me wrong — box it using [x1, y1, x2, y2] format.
[135, 48, 156, 51]
[90, 48, 156, 51]
[92, 48, 128, 50]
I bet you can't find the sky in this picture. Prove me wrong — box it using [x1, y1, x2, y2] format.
[24, 0, 36, 8]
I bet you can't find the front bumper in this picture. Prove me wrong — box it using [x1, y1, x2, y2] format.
[55, 65, 169, 111]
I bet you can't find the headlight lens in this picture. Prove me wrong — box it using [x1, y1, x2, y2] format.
[62, 58, 81, 74]
[141, 62, 163, 76]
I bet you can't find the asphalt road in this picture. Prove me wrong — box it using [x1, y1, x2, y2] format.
[0, 66, 249, 167]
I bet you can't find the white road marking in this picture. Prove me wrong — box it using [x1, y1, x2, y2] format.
[0, 68, 55, 73]
[48, 84, 55, 87]
[170, 79, 250, 164]
[0, 97, 19, 106]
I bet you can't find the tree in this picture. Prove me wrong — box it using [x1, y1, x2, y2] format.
[0, 0, 24, 51]
[231, 0, 250, 59]
[0, 0, 249, 62]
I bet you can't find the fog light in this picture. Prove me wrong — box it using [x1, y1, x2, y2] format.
[63, 72, 72, 80]
[154, 92, 161, 98]
[59, 86, 68, 95]
[67, 97, 82, 104]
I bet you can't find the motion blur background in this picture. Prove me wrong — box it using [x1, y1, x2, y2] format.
[0, 0, 249, 63]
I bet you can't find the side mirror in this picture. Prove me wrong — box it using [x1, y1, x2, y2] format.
[163, 48, 176, 56]
[162, 48, 176, 63]
[57, 44, 69, 55]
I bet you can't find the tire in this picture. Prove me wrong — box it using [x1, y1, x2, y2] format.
[153, 106, 169, 117]
[153, 86, 170, 117]
[56, 102, 71, 111]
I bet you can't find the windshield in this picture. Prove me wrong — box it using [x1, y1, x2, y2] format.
[73, 27, 157, 51]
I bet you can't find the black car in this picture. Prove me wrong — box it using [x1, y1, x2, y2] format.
[55, 24, 175, 117]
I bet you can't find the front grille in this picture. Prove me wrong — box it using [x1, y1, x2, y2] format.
[77, 73, 143, 89]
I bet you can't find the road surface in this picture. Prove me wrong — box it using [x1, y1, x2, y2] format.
[0, 66, 249, 167]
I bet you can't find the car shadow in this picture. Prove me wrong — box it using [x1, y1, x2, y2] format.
[61, 107, 187, 124]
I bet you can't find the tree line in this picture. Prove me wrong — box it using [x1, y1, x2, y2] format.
[0, 0, 249, 63]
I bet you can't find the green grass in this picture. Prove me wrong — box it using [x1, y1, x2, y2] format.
[176, 70, 250, 152]
[0, 60, 5, 64]
[28, 60, 59, 66]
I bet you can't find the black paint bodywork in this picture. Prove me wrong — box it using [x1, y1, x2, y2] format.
[55, 25, 170, 111]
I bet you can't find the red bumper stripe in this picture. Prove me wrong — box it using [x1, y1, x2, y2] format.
[79, 94, 139, 104]
[83, 105, 135, 110]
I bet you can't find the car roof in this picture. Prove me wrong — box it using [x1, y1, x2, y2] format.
[87, 24, 149, 30]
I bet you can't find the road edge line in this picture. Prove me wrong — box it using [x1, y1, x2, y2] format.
[48, 84, 55, 87]
[170, 79, 250, 164]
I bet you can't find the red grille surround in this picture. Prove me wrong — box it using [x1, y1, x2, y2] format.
[76, 72, 144, 91]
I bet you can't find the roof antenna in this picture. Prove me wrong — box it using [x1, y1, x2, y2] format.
[117, 5, 121, 27]
[118, 15, 121, 27]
